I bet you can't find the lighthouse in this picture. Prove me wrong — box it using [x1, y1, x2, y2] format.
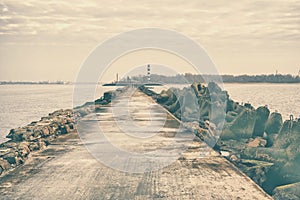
[147, 64, 151, 82]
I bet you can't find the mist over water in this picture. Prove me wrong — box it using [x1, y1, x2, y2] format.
[0, 83, 299, 143]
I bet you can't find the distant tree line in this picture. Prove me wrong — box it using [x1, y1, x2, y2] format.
[129, 73, 300, 84]
[0, 81, 68, 85]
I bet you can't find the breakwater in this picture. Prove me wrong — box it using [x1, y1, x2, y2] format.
[0, 87, 272, 199]
[0, 84, 298, 199]
[0, 88, 122, 176]
[0, 109, 76, 175]
[140, 82, 300, 199]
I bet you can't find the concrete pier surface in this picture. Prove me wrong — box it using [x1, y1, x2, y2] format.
[0, 88, 271, 199]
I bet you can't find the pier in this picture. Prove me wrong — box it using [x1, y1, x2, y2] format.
[0, 88, 271, 199]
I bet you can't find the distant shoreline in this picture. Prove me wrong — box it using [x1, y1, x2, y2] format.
[1, 82, 300, 85]
[1, 73, 300, 85]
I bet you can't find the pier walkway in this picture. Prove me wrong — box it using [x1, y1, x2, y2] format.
[0, 88, 271, 199]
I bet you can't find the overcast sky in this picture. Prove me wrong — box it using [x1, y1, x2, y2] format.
[0, 0, 300, 81]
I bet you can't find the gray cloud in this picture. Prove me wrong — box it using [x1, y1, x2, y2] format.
[0, 0, 299, 81]
[0, 0, 299, 46]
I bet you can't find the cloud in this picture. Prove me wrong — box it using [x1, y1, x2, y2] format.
[0, 0, 299, 47]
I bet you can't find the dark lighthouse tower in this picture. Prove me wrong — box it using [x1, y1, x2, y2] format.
[147, 64, 151, 82]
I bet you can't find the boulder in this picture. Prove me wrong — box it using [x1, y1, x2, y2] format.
[0, 158, 11, 171]
[22, 131, 34, 141]
[164, 88, 177, 106]
[225, 111, 238, 123]
[265, 112, 283, 135]
[247, 137, 267, 147]
[41, 126, 50, 137]
[28, 142, 40, 151]
[252, 106, 270, 138]
[199, 99, 211, 120]
[273, 120, 300, 149]
[181, 89, 199, 122]
[3, 152, 18, 165]
[17, 142, 30, 158]
[59, 125, 71, 134]
[273, 182, 300, 200]
[157, 91, 169, 103]
[6, 128, 25, 141]
[221, 109, 256, 140]
[266, 134, 278, 147]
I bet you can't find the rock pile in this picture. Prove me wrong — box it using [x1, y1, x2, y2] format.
[141, 82, 300, 199]
[0, 109, 75, 175]
[0, 88, 125, 176]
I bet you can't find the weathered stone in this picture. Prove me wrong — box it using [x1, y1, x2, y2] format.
[225, 111, 238, 123]
[22, 131, 34, 141]
[221, 109, 256, 140]
[265, 112, 283, 135]
[230, 155, 239, 162]
[17, 142, 30, 158]
[273, 120, 300, 149]
[244, 103, 254, 110]
[199, 99, 211, 120]
[38, 139, 46, 150]
[41, 126, 50, 136]
[238, 159, 273, 186]
[3, 152, 17, 164]
[181, 90, 199, 122]
[252, 106, 270, 138]
[0, 158, 11, 172]
[59, 125, 70, 134]
[248, 137, 267, 147]
[157, 91, 169, 103]
[1, 141, 17, 149]
[164, 88, 178, 106]
[33, 129, 42, 139]
[273, 182, 300, 200]
[266, 134, 278, 147]
[28, 143, 39, 151]
[6, 128, 25, 141]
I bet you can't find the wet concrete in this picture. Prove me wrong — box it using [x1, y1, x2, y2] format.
[0, 88, 272, 199]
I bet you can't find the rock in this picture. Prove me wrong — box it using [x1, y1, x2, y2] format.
[181, 89, 199, 122]
[244, 103, 254, 110]
[221, 109, 256, 140]
[41, 126, 50, 137]
[247, 137, 267, 147]
[38, 139, 46, 150]
[199, 99, 211, 120]
[230, 155, 239, 162]
[252, 106, 270, 138]
[238, 159, 273, 186]
[0, 158, 11, 174]
[168, 97, 181, 114]
[1, 142, 17, 149]
[29, 143, 40, 151]
[265, 112, 283, 135]
[33, 129, 42, 139]
[22, 131, 34, 141]
[59, 125, 71, 134]
[225, 111, 238, 123]
[266, 134, 278, 147]
[6, 128, 25, 141]
[157, 91, 169, 103]
[17, 142, 30, 158]
[273, 119, 300, 149]
[226, 99, 240, 112]
[164, 88, 178, 106]
[0, 158, 11, 170]
[3, 152, 18, 165]
[273, 182, 300, 200]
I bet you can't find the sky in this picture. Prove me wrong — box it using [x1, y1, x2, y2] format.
[0, 0, 300, 81]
